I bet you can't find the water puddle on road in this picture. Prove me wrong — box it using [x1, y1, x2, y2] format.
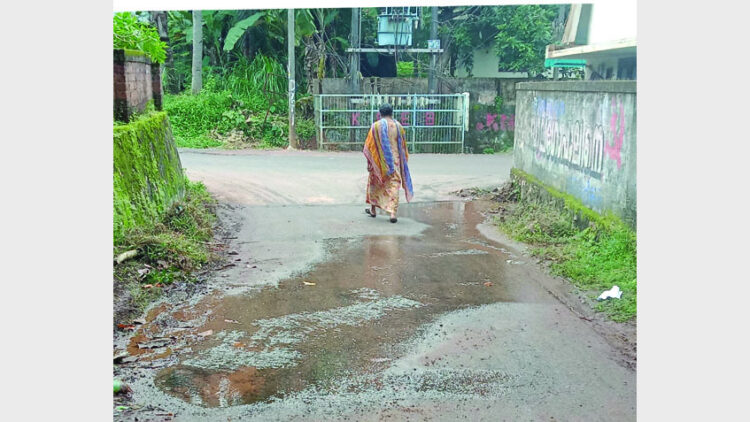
[149, 201, 547, 408]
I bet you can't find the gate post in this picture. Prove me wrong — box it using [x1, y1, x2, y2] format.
[411, 93, 417, 153]
[316, 95, 323, 151]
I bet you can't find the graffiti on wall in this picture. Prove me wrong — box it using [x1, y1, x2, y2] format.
[518, 96, 627, 179]
[604, 99, 625, 169]
[567, 174, 603, 210]
[425, 111, 435, 126]
[475, 113, 515, 132]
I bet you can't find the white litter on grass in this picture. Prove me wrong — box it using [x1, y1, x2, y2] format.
[597, 285, 622, 301]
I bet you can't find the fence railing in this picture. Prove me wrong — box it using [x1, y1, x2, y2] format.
[314, 93, 470, 153]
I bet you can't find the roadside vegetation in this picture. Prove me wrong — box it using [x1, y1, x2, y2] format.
[113, 180, 221, 318]
[116, 5, 567, 151]
[162, 55, 316, 149]
[494, 184, 637, 322]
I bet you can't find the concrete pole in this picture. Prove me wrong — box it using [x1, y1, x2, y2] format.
[191, 10, 203, 95]
[288, 8, 298, 149]
[428, 6, 438, 94]
[349, 8, 361, 94]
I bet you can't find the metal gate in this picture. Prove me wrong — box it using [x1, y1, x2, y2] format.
[314, 93, 470, 153]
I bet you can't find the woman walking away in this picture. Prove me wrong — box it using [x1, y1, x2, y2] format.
[363, 103, 414, 223]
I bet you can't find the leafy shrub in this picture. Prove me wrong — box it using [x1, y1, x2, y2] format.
[483, 148, 495, 154]
[219, 54, 288, 104]
[246, 114, 288, 148]
[494, 96, 504, 114]
[163, 91, 234, 147]
[396, 61, 414, 77]
[113, 12, 166, 63]
[296, 118, 316, 141]
[164, 53, 295, 149]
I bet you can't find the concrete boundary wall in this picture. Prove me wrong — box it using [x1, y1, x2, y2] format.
[513, 81, 636, 227]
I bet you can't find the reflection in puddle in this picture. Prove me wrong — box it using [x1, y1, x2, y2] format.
[157, 366, 267, 408]
[153, 201, 541, 407]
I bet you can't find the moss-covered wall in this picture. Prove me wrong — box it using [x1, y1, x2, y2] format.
[114, 112, 185, 242]
[510, 167, 631, 231]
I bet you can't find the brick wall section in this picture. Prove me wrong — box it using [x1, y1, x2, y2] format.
[124, 52, 152, 113]
[113, 50, 129, 122]
[113, 49, 163, 123]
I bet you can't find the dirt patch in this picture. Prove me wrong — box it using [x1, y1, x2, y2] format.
[450, 182, 518, 203]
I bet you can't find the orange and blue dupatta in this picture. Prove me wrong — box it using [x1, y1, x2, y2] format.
[363, 119, 414, 201]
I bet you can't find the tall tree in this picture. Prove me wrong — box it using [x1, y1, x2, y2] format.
[191, 10, 203, 95]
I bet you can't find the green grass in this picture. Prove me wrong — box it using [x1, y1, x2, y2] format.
[497, 201, 637, 322]
[163, 91, 233, 148]
[115, 180, 218, 288]
[163, 90, 318, 150]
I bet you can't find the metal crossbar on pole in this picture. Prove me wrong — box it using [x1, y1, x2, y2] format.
[314, 93, 468, 153]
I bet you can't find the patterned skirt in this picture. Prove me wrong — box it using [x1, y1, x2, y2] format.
[366, 168, 402, 214]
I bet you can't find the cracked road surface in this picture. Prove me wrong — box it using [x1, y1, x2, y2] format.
[113, 149, 635, 421]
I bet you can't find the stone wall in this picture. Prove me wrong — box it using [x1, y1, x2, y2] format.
[513, 81, 636, 227]
[114, 49, 163, 123]
[113, 112, 184, 241]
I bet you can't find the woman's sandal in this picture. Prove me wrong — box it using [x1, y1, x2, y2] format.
[365, 208, 376, 217]
[390, 217, 398, 223]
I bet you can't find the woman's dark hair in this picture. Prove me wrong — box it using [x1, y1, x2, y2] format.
[379, 103, 393, 117]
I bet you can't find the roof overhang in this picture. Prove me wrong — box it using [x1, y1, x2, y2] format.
[546, 38, 636, 62]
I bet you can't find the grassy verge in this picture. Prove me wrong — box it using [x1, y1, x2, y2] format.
[495, 186, 637, 322]
[113, 180, 220, 317]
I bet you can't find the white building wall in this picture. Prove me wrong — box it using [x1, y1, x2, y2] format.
[455, 48, 528, 78]
[588, 0, 637, 44]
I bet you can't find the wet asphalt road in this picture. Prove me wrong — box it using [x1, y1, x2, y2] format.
[114, 149, 635, 421]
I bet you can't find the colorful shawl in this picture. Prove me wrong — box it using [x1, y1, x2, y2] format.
[363, 119, 414, 202]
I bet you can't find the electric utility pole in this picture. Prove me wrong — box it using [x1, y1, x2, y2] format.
[428, 6, 439, 94]
[349, 8, 361, 94]
[287, 8, 298, 149]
